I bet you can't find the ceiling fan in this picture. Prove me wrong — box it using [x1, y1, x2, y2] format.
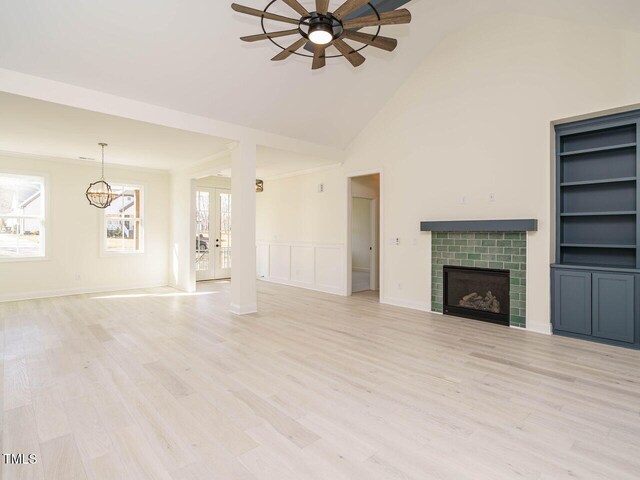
[231, 1, 412, 70]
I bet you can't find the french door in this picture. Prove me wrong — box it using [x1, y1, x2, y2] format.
[195, 188, 232, 281]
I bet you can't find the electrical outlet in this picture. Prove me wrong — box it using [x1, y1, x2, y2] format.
[489, 193, 496, 203]
[461, 195, 468, 205]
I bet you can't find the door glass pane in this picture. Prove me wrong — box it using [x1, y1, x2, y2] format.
[195, 191, 210, 272]
[218, 192, 231, 269]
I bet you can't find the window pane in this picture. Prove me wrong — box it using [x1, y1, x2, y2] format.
[104, 185, 124, 217]
[104, 185, 143, 253]
[122, 189, 139, 219]
[106, 219, 124, 250]
[122, 220, 138, 250]
[0, 220, 17, 256]
[0, 175, 43, 216]
[18, 230, 41, 257]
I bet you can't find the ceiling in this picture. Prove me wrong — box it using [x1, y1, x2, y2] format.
[1, 0, 640, 149]
[0, 92, 233, 170]
[0, 92, 338, 175]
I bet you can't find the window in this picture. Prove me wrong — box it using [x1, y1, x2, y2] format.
[0, 173, 45, 259]
[104, 184, 143, 253]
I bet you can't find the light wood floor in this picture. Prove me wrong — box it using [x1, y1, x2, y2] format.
[2, 281, 640, 480]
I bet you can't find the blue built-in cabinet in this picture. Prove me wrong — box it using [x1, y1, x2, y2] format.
[552, 109, 640, 348]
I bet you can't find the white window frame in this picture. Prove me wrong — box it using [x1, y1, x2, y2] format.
[0, 172, 48, 263]
[101, 183, 145, 255]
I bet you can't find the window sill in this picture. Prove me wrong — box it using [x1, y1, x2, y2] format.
[0, 255, 49, 264]
[101, 250, 145, 258]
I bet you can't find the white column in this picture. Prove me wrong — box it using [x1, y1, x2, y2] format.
[230, 141, 258, 314]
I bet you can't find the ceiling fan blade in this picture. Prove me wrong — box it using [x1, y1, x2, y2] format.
[342, 9, 412, 29]
[272, 37, 308, 61]
[341, 30, 397, 51]
[231, 3, 300, 25]
[241, 29, 300, 42]
[281, 0, 309, 16]
[333, 39, 366, 67]
[333, 0, 370, 20]
[312, 44, 326, 70]
[316, 0, 330, 15]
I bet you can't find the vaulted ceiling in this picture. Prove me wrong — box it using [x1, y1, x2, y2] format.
[1, 0, 639, 149]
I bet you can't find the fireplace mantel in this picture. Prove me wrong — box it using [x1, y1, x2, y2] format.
[420, 219, 538, 233]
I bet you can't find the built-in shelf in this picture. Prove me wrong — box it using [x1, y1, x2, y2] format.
[560, 211, 637, 217]
[560, 142, 637, 157]
[560, 177, 637, 187]
[560, 243, 636, 249]
[553, 114, 640, 349]
[557, 119, 639, 270]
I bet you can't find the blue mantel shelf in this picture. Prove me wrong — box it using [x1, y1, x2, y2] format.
[420, 219, 538, 232]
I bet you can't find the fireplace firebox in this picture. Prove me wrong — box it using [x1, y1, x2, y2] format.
[443, 265, 510, 326]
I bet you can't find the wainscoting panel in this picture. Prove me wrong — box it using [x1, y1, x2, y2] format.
[256, 244, 270, 279]
[315, 246, 343, 293]
[291, 246, 315, 286]
[257, 242, 344, 295]
[268, 244, 291, 282]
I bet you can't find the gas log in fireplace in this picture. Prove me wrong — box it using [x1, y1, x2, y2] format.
[443, 265, 510, 326]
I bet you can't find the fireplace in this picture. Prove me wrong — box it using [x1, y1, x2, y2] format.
[443, 265, 510, 326]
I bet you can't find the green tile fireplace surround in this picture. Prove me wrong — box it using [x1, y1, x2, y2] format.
[431, 231, 528, 328]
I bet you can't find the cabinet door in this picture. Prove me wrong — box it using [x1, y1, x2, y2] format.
[553, 270, 592, 335]
[592, 273, 635, 343]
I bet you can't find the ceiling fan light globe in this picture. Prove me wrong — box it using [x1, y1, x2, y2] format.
[308, 24, 333, 45]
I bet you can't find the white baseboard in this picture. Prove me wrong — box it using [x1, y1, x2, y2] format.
[258, 276, 343, 296]
[230, 303, 258, 315]
[381, 296, 431, 312]
[0, 281, 170, 303]
[524, 322, 553, 335]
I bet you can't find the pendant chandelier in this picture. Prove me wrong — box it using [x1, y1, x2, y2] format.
[86, 143, 115, 209]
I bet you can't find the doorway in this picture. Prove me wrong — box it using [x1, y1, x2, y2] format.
[195, 187, 232, 281]
[349, 173, 380, 297]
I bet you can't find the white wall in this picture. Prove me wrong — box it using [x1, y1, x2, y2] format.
[255, 168, 345, 294]
[0, 153, 170, 301]
[196, 175, 231, 189]
[256, 168, 345, 245]
[254, 13, 640, 333]
[344, 13, 640, 333]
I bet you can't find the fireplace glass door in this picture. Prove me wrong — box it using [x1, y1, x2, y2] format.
[443, 266, 510, 325]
